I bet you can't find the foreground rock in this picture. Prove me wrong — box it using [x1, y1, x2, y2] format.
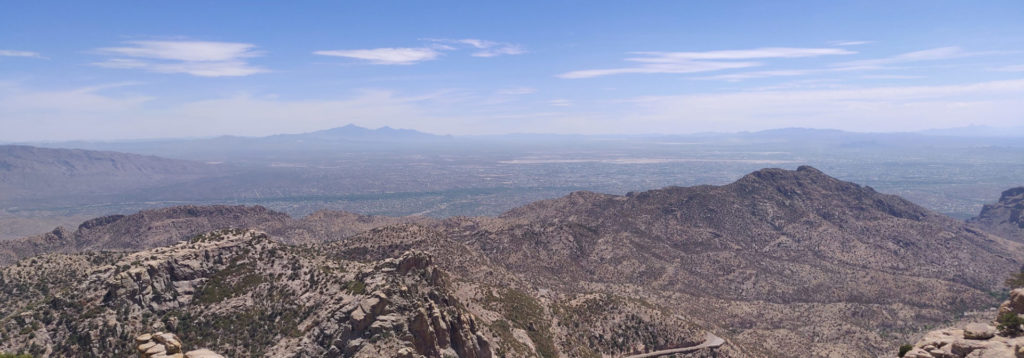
[135, 332, 224, 358]
[0, 230, 492, 357]
[902, 289, 1024, 358]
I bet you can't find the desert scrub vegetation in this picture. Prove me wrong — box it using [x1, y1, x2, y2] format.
[1006, 268, 1024, 289]
[898, 343, 913, 357]
[482, 287, 558, 358]
[997, 311, 1024, 336]
[194, 262, 265, 305]
[189, 228, 265, 243]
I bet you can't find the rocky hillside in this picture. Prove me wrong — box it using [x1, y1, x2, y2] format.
[1, 166, 1020, 357]
[971, 187, 1024, 243]
[0, 205, 291, 266]
[0, 230, 494, 358]
[899, 288, 1024, 358]
[334, 166, 1024, 357]
[0, 145, 219, 203]
[0, 205, 434, 267]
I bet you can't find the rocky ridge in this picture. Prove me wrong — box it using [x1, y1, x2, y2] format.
[0, 205, 428, 267]
[1, 166, 1022, 357]
[971, 187, 1024, 243]
[0, 230, 493, 357]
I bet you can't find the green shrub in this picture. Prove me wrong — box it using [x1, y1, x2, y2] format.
[898, 344, 913, 357]
[997, 311, 1024, 336]
[344, 280, 366, 295]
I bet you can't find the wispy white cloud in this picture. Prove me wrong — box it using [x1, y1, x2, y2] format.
[316, 38, 524, 65]
[861, 74, 924, 80]
[547, 99, 572, 107]
[0, 82, 151, 113]
[0, 84, 437, 141]
[313, 48, 441, 65]
[994, 64, 1024, 72]
[93, 40, 267, 77]
[701, 69, 815, 81]
[496, 87, 536, 95]
[561, 61, 759, 79]
[621, 78, 1024, 132]
[834, 46, 967, 70]
[428, 38, 526, 57]
[628, 47, 854, 61]
[829, 40, 873, 46]
[559, 47, 854, 79]
[0, 50, 45, 59]
[701, 47, 974, 81]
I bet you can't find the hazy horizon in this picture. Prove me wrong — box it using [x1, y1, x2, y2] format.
[3, 123, 1024, 145]
[2, 1, 1024, 142]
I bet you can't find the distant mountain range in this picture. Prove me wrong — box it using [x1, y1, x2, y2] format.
[919, 125, 1024, 138]
[0, 145, 222, 203]
[20, 124, 1024, 161]
[29, 124, 452, 161]
[2, 166, 1022, 357]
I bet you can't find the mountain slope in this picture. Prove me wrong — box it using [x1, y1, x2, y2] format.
[0, 205, 434, 266]
[0, 145, 220, 202]
[0, 205, 291, 266]
[1, 166, 1019, 357]
[0, 230, 492, 357]
[337, 166, 1024, 357]
[970, 186, 1024, 242]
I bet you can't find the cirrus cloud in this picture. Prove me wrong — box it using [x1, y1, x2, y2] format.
[559, 47, 855, 79]
[93, 40, 268, 77]
[0, 50, 45, 59]
[315, 38, 525, 65]
[313, 47, 441, 65]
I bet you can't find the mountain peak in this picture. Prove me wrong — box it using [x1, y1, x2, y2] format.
[305, 124, 445, 140]
[735, 165, 835, 188]
[1000, 186, 1024, 202]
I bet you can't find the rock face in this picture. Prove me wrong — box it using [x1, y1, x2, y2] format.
[964, 323, 997, 340]
[0, 230, 493, 357]
[902, 290, 1024, 358]
[135, 332, 224, 358]
[971, 187, 1024, 243]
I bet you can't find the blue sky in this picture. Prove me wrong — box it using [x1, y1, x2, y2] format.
[1, 1, 1023, 141]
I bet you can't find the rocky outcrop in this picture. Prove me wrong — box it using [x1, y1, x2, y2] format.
[0, 205, 292, 266]
[308, 252, 492, 358]
[902, 289, 1024, 358]
[972, 187, 1024, 243]
[135, 332, 224, 358]
[0, 230, 492, 358]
